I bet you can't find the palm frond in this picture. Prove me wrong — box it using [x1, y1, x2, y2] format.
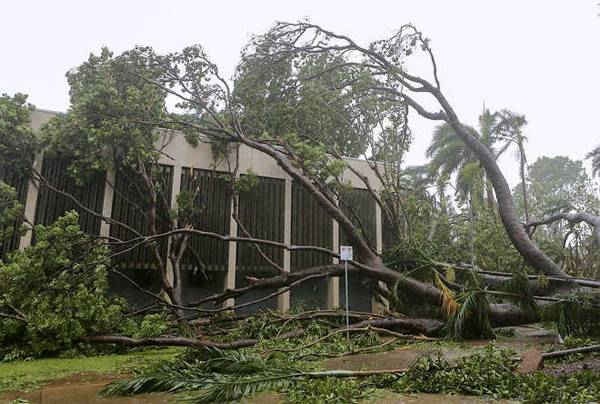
[434, 271, 458, 318]
[101, 348, 304, 402]
[450, 290, 493, 340]
[498, 268, 538, 316]
[180, 372, 294, 403]
[446, 271, 494, 340]
[586, 145, 600, 177]
[100, 360, 208, 396]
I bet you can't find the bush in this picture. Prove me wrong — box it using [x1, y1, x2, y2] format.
[394, 344, 600, 403]
[285, 378, 370, 404]
[135, 313, 169, 338]
[0, 182, 25, 245]
[0, 212, 127, 358]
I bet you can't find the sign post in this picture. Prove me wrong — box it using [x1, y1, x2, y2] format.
[339, 245, 353, 341]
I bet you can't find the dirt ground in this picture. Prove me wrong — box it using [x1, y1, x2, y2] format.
[323, 336, 556, 372]
[1, 374, 170, 403]
[2, 379, 513, 404]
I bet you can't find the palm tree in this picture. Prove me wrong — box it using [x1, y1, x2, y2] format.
[427, 108, 492, 209]
[492, 110, 529, 222]
[429, 128, 485, 207]
[587, 145, 600, 177]
[427, 108, 527, 215]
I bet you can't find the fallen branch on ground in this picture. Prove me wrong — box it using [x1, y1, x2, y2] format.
[264, 322, 438, 356]
[518, 343, 600, 373]
[542, 344, 600, 360]
[82, 329, 304, 350]
[299, 368, 408, 377]
[351, 317, 444, 336]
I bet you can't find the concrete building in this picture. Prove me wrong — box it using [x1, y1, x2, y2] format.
[6, 110, 385, 313]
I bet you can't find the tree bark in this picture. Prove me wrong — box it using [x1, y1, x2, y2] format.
[519, 142, 530, 224]
[435, 93, 571, 280]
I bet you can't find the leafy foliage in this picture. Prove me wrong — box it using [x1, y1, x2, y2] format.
[285, 378, 371, 404]
[394, 344, 600, 403]
[104, 329, 600, 404]
[0, 93, 36, 254]
[235, 52, 374, 157]
[102, 313, 392, 402]
[40, 47, 227, 308]
[0, 212, 127, 358]
[0, 182, 24, 246]
[515, 155, 600, 278]
[0, 93, 37, 175]
[522, 156, 598, 215]
[498, 268, 539, 316]
[549, 293, 600, 337]
[119, 312, 171, 339]
[41, 48, 168, 179]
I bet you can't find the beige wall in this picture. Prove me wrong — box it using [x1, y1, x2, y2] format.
[30, 109, 56, 131]
[157, 131, 383, 191]
[30, 110, 383, 190]
[24, 110, 384, 311]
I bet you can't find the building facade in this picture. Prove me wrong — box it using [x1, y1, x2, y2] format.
[2, 110, 385, 313]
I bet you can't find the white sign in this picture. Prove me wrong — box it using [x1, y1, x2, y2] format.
[340, 245, 353, 261]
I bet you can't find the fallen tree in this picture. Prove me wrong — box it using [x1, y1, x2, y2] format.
[53, 23, 580, 328]
[4, 21, 598, 346]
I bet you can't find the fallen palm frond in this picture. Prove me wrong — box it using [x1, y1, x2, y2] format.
[101, 347, 407, 403]
[446, 289, 494, 339]
[434, 271, 459, 317]
[101, 348, 293, 398]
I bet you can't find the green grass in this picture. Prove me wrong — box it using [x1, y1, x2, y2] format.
[0, 348, 182, 393]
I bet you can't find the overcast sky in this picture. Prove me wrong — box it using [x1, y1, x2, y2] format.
[2, 1, 599, 185]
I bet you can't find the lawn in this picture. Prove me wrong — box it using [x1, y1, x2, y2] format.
[0, 348, 181, 393]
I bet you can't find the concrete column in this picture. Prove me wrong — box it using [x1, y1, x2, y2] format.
[375, 203, 383, 254]
[372, 203, 388, 313]
[277, 178, 292, 312]
[19, 153, 43, 249]
[165, 165, 182, 286]
[225, 177, 239, 308]
[327, 205, 340, 309]
[99, 169, 116, 238]
[170, 165, 182, 212]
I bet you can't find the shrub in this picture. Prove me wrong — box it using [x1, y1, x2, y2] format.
[0, 211, 126, 358]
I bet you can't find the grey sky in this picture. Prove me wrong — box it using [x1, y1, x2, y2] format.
[2, 1, 599, 185]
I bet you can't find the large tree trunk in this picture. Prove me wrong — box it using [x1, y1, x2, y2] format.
[435, 94, 571, 280]
[518, 143, 530, 224]
[231, 130, 559, 327]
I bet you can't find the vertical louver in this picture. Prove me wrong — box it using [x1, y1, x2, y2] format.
[290, 182, 333, 309]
